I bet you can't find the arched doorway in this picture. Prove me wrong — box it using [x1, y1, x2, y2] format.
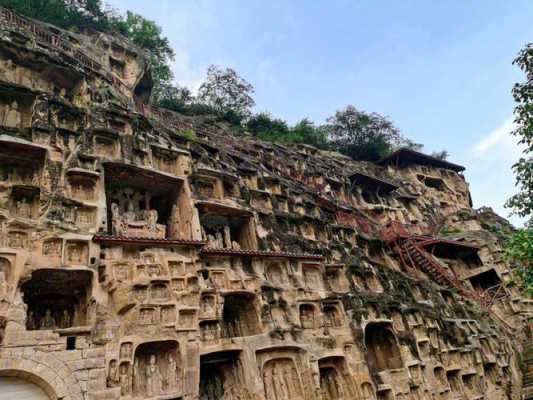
[0, 377, 51, 400]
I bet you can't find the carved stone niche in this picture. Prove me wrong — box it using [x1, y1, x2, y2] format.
[199, 320, 220, 341]
[0, 138, 46, 187]
[168, 260, 185, 277]
[377, 388, 394, 400]
[67, 169, 99, 202]
[191, 174, 220, 199]
[160, 305, 176, 326]
[208, 269, 227, 289]
[9, 185, 39, 220]
[150, 283, 170, 303]
[129, 340, 182, 398]
[171, 277, 186, 292]
[139, 307, 158, 325]
[361, 382, 377, 400]
[200, 350, 247, 399]
[91, 131, 119, 159]
[112, 261, 133, 284]
[0, 90, 35, 128]
[200, 293, 217, 318]
[299, 303, 319, 329]
[6, 230, 29, 249]
[302, 263, 323, 290]
[319, 356, 355, 400]
[258, 350, 307, 400]
[325, 264, 350, 292]
[105, 163, 188, 240]
[76, 205, 97, 229]
[221, 292, 261, 338]
[151, 145, 183, 176]
[322, 302, 344, 328]
[364, 322, 403, 373]
[65, 240, 89, 265]
[21, 269, 92, 331]
[265, 261, 288, 287]
[433, 366, 448, 391]
[42, 238, 62, 259]
[177, 309, 197, 331]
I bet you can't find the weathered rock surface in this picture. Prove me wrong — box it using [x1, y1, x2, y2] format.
[0, 6, 531, 400]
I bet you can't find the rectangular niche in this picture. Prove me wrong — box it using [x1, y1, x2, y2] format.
[197, 202, 257, 250]
[302, 263, 323, 290]
[151, 145, 186, 176]
[22, 269, 92, 330]
[42, 238, 62, 262]
[0, 136, 46, 187]
[0, 89, 36, 128]
[168, 260, 185, 277]
[91, 131, 120, 159]
[160, 305, 176, 326]
[65, 240, 89, 265]
[9, 185, 39, 220]
[104, 162, 190, 240]
[76, 205, 97, 229]
[177, 309, 197, 331]
[66, 168, 99, 202]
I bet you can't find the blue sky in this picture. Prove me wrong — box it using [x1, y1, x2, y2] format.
[107, 0, 533, 226]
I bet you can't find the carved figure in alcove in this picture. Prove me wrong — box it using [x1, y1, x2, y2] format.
[145, 354, 162, 397]
[41, 308, 55, 329]
[166, 353, 178, 392]
[111, 203, 123, 236]
[3, 100, 22, 128]
[107, 360, 119, 387]
[120, 364, 131, 396]
[133, 358, 143, 396]
[27, 310, 36, 330]
[59, 309, 71, 328]
[16, 197, 31, 218]
[232, 241, 241, 250]
[207, 234, 216, 248]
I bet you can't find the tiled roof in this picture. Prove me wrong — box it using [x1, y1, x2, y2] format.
[200, 247, 324, 260]
[92, 235, 206, 246]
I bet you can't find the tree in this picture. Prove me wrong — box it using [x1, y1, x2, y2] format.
[291, 118, 328, 149]
[431, 150, 450, 160]
[114, 11, 175, 102]
[1, 0, 174, 102]
[506, 45, 533, 221]
[247, 112, 289, 139]
[325, 105, 403, 161]
[198, 65, 255, 123]
[504, 228, 533, 296]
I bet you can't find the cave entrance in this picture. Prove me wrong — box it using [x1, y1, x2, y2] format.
[221, 292, 261, 338]
[21, 269, 92, 331]
[199, 350, 245, 400]
[364, 322, 403, 373]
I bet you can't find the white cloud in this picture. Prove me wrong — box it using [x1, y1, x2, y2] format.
[464, 116, 527, 227]
[473, 116, 518, 156]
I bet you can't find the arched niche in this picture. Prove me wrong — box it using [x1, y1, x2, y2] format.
[199, 350, 246, 400]
[221, 292, 261, 338]
[364, 322, 403, 373]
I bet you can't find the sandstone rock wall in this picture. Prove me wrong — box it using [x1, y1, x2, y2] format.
[0, 6, 530, 400]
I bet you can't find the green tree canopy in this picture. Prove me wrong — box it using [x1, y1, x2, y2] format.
[324, 105, 403, 161]
[198, 65, 255, 123]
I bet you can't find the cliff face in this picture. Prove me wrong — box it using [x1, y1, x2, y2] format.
[0, 6, 531, 400]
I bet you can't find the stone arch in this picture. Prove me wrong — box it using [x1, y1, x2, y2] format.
[0, 353, 83, 400]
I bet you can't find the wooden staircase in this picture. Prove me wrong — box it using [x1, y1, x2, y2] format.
[383, 222, 486, 306]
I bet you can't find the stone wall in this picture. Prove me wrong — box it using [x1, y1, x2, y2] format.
[0, 6, 530, 400]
